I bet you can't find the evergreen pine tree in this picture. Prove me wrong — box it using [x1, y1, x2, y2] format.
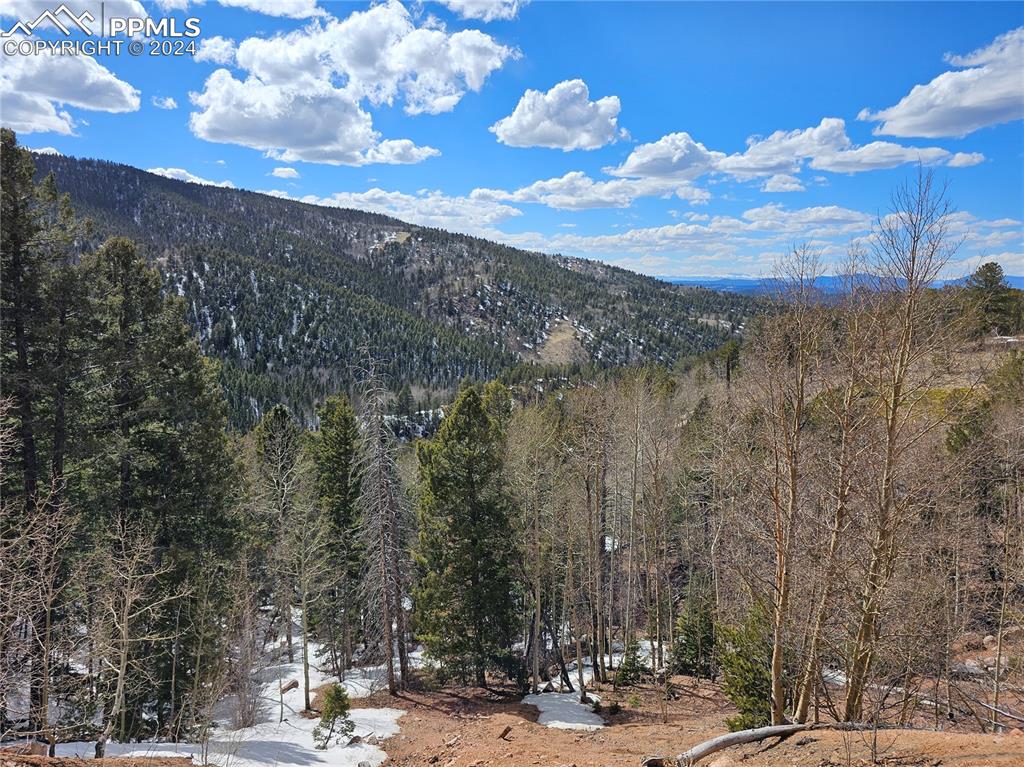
[413, 384, 519, 687]
[669, 589, 717, 680]
[307, 395, 362, 674]
[311, 684, 354, 749]
[966, 261, 1020, 336]
[718, 606, 773, 731]
[81, 236, 237, 736]
[1, 127, 85, 739]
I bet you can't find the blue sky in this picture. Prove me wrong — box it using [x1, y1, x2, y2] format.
[2, 0, 1022, 277]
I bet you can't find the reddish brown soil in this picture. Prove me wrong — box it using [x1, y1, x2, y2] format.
[1, 758, 193, 767]
[350, 679, 1024, 767]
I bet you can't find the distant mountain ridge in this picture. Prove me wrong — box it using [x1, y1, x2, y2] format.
[665, 273, 1024, 295]
[33, 152, 766, 427]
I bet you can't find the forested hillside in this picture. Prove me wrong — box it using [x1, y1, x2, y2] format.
[32, 153, 765, 428]
[4, 128, 1024, 767]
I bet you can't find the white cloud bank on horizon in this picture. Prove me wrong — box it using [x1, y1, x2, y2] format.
[148, 166, 236, 188]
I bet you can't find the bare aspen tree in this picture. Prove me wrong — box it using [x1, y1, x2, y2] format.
[93, 518, 185, 757]
[224, 558, 269, 730]
[565, 386, 610, 683]
[639, 376, 678, 674]
[177, 561, 231, 746]
[842, 171, 972, 721]
[744, 245, 824, 725]
[793, 251, 872, 723]
[988, 364, 1024, 731]
[283, 477, 334, 711]
[26, 486, 77, 753]
[0, 399, 80, 748]
[0, 397, 39, 738]
[507, 404, 560, 694]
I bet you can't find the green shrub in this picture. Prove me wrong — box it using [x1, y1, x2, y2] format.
[718, 606, 772, 732]
[615, 640, 648, 686]
[312, 684, 355, 749]
[670, 593, 717, 680]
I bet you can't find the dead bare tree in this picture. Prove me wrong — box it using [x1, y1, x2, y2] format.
[356, 361, 412, 695]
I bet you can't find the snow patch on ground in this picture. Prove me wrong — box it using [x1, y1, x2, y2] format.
[522, 692, 603, 731]
[523, 641, 657, 730]
[56, 709, 402, 767]
[57, 635, 404, 767]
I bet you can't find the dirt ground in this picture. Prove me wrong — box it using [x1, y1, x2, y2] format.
[352, 679, 1024, 767]
[1, 758, 193, 767]
[4, 677, 1021, 767]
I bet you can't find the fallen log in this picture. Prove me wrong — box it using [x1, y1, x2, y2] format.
[972, 699, 1024, 724]
[642, 722, 875, 767]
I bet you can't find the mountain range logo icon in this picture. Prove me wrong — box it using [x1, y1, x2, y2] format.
[1, 4, 95, 37]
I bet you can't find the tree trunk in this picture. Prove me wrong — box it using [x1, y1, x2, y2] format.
[302, 593, 311, 711]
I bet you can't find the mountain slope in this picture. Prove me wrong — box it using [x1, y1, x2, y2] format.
[34, 153, 765, 427]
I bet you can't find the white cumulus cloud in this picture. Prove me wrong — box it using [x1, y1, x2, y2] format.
[189, 69, 439, 166]
[473, 171, 708, 210]
[490, 79, 624, 151]
[152, 96, 178, 110]
[263, 187, 522, 234]
[717, 117, 970, 176]
[216, 0, 325, 19]
[0, 39, 140, 134]
[809, 140, 951, 173]
[230, 1, 515, 115]
[948, 151, 986, 167]
[762, 174, 805, 192]
[270, 167, 300, 179]
[189, 0, 512, 164]
[148, 167, 235, 187]
[438, 0, 525, 22]
[858, 27, 1024, 137]
[605, 132, 723, 179]
[194, 36, 237, 65]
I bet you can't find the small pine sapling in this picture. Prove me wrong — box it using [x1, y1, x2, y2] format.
[311, 684, 355, 749]
[615, 640, 647, 686]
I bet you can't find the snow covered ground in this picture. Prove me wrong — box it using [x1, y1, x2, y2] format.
[522, 692, 603, 731]
[522, 641, 654, 731]
[57, 638, 404, 767]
